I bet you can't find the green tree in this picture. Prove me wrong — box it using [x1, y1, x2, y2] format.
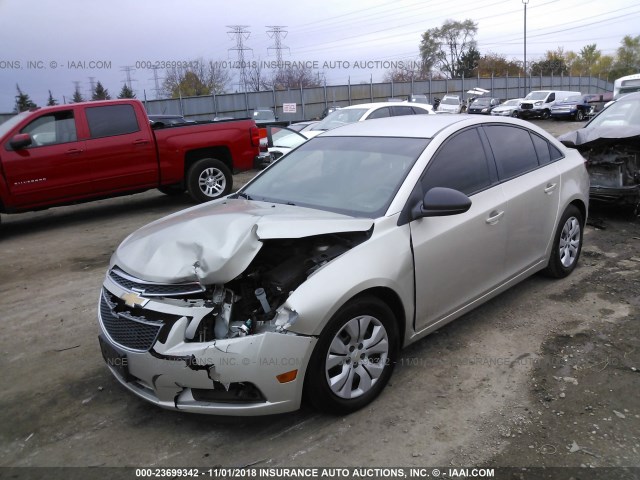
[72, 86, 84, 103]
[530, 49, 569, 76]
[118, 84, 136, 99]
[458, 46, 480, 77]
[419, 19, 478, 78]
[15, 84, 37, 112]
[46, 90, 58, 106]
[477, 53, 521, 77]
[579, 44, 601, 75]
[612, 35, 640, 77]
[92, 81, 111, 100]
[163, 59, 230, 98]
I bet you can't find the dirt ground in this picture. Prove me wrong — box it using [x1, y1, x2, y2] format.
[0, 120, 638, 476]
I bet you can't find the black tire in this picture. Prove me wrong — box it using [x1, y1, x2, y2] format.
[186, 158, 232, 203]
[510, 110, 519, 118]
[304, 295, 398, 414]
[543, 205, 584, 278]
[540, 109, 550, 120]
[575, 110, 585, 121]
[158, 184, 185, 196]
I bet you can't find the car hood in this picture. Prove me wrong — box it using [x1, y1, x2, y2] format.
[111, 199, 374, 285]
[558, 125, 640, 149]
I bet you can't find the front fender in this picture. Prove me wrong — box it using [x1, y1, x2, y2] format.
[283, 214, 415, 338]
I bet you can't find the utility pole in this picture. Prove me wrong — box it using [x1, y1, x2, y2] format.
[227, 25, 253, 92]
[523, 0, 529, 94]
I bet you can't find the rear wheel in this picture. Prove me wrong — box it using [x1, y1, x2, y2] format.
[186, 158, 232, 203]
[543, 205, 584, 278]
[304, 296, 398, 414]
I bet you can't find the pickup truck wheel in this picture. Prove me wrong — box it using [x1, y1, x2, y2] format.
[187, 158, 232, 203]
[575, 110, 585, 121]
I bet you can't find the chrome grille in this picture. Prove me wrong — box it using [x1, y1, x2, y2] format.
[99, 290, 163, 352]
[108, 267, 205, 297]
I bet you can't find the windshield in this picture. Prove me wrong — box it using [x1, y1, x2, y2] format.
[312, 108, 368, 131]
[586, 95, 640, 129]
[0, 111, 30, 138]
[242, 136, 429, 218]
[472, 98, 491, 106]
[270, 127, 308, 149]
[525, 91, 550, 101]
[441, 97, 459, 105]
[617, 86, 640, 98]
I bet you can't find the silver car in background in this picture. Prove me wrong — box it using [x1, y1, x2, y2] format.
[98, 115, 589, 416]
[491, 98, 523, 117]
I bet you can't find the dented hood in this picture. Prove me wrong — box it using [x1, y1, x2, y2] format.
[559, 125, 640, 149]
[111, 199, 373, 284]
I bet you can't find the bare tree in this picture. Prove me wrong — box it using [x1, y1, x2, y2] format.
[163, 59, 231, 98]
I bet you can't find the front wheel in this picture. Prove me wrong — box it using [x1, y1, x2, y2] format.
[575, 110, 585, 121]
[186, 158, 232, 203]
[543, 205, 584, 278]
[304, 296, 398, 414]
[540, 109, 550, 120]
[510, 110, 519, 118]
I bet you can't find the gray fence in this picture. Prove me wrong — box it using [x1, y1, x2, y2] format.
[143, 75, 613, 123]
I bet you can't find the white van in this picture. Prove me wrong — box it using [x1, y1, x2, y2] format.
[519, 90, 581, 119]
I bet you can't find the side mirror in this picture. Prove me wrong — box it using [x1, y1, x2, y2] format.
[10, 133, 32, 150]
[411, 187, 472, 220]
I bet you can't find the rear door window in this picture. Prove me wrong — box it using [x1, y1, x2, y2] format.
[483, 125, 539, 180]
[392, 106, 415, 116]
[85, 104, 139, 138]
[421, 128, 493, 196]
[367, 107, 391, 120]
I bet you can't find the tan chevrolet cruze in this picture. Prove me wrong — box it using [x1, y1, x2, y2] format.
[98, 114, 589, 415]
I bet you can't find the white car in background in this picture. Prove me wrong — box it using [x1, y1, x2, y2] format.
[436, 94, 466, 114]
[491, 98, 523, 117]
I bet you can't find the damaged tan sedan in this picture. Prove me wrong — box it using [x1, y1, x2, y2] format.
[98, 115, 589, 415]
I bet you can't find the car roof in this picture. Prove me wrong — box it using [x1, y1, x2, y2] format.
[319, 114, 553, 140]
[340, 102, 429, 110]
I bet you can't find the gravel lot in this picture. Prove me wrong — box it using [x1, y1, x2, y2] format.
[1, 120, 638, 475]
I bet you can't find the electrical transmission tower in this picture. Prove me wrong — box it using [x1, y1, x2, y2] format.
[227, 25, 253, 92]
[120, 66, 136, 92]
[150, 66, 163, 99]
[266, 25, 289, 68]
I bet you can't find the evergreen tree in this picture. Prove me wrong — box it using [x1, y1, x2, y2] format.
[72, 86, 84, 103]
[118, 84, 136, 99]
[47, 90, 58, 106]
[15, 84, 37, 112]
[92, 81, 111, 100]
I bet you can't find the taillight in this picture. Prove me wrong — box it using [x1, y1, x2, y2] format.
[250, 126, 262, 147]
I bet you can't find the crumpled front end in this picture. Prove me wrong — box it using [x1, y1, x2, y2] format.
[97, 200, 372, 414]
[585, 145, 640, 206]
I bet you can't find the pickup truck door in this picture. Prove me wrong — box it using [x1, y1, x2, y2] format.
[81, 103, 158, 193]
[2, 108, 92, 208]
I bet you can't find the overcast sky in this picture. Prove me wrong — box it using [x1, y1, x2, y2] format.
[0, 0, 638, 111]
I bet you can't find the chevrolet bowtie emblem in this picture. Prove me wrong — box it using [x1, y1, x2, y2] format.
[121, 291, 149, 308]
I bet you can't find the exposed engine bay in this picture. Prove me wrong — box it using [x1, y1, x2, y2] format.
[138, 232, 369, 343]
[583, 144, 640, 205]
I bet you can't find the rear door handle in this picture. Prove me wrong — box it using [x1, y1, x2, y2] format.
[65, 148, 83, 155]
[486, 210, 504, 225]
[544, 183, 557, 194]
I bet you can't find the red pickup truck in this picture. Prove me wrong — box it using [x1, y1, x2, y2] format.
[0, 99, 261, 224]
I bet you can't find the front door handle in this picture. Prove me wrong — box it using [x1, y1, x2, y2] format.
[133, 139, 150, 146]
[65, 148, 83, 155]
[486, 210, 504, 225]
[544, 183, 557, 194]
